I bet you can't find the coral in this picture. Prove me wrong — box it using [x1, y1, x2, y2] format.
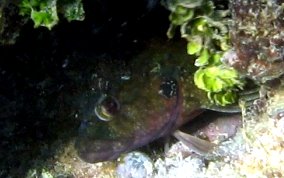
[236, 86, 284, 177]
[223, 0, 284, 84]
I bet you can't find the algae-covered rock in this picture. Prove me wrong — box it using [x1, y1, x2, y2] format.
[223, 0, 284, 84]
[0, 0, 85, 45]
[0, 0, 27, 45]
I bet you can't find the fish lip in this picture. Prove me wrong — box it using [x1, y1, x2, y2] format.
[76, 137, 135, 163]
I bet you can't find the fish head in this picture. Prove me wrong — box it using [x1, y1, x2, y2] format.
[73, 39, 207, 163]
[75, 70, 181, 163]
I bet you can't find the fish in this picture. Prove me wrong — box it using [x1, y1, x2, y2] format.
[173, 130, 216, 155]
[71, 39, 234, 163]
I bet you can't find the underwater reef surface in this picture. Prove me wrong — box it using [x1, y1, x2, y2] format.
[2, 0, 284, 177]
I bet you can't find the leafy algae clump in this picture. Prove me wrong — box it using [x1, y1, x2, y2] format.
[19, 0, 85, 30]
[162, 0, 244, 106]
[194, 66, 243, 106]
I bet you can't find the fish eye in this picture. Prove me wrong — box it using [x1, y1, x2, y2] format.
[94, 95, 120, 121]
[159, 79, 178, 99]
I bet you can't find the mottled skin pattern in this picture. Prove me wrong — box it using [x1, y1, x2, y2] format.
[223, 0, 284, 83]
[72, 39, 209, 163]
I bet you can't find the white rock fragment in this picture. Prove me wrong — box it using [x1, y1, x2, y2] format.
[116, 151, 154, 178]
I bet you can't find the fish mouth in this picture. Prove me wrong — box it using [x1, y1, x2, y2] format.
[76, 137, 135, 163]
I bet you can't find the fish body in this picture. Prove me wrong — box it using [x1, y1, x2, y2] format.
[72, 39, 213, 163]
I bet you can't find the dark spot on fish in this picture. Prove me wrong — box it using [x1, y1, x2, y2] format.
[159, 79, 177, 99]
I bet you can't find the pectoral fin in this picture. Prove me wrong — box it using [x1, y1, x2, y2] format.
[173, 130, 216, 155]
